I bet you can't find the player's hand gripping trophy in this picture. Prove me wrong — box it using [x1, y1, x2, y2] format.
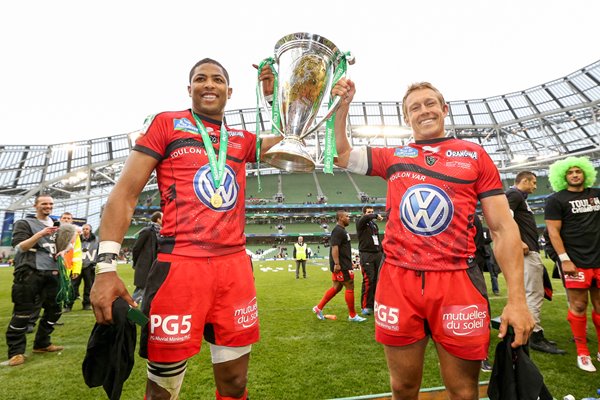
[255, 32, 354, 173]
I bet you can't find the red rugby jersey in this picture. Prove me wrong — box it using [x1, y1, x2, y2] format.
[368, 137, 503, 271]
[134, 110, 256, 257]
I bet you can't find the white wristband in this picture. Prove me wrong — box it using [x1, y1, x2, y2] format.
[558, 253, 570, 262]
[99, 240, 121, 255]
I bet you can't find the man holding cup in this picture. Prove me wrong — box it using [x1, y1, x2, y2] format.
[90, 59, 280, 400]
[331, 79, 534, 399]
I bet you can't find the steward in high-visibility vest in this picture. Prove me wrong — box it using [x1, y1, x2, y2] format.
[293, 236, 307, 279]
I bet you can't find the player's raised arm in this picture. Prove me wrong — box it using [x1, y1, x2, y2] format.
[332, 78, 355, 169]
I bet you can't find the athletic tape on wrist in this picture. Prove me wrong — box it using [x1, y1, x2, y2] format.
[95, 261, 117, 275]
[558, 253, 570, 262]
[99, 240, 121, 255]
[95, 241, 121, 274]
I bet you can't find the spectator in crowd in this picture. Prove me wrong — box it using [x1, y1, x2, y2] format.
[545, 156, 600, 372]
[479, 215, 500, 295]
[276, 223, 285, 235]
[506, 171, 565, 354]
[472, 214, 493, 373]
[29, 211, 81, 329]
[356, 205, 384, 316]
[332, 79, 534, 398]
[67, 223, 99, 311]
[131, 211, 162, 303]
[5, 194, 63, 366]
[90, 58, 281, 399]
[312, 210, 367, 323]
[293, 236, 307, 279]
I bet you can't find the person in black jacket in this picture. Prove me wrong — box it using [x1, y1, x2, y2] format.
[131, 211, 162, 304]
[80, 224, 99, 310]
[5, 194, 63, 366]
[356, 205, 384, 315]
[66, 224, 99, 311]
[473, 214, 495, 372]
[479, 216, 500, 296]
[506, 171, 565, 355]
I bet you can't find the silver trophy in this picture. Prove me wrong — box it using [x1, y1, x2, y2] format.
[259, 32, 354, 172]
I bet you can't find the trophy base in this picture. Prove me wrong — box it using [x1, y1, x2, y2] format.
[262, 138, 316, 173]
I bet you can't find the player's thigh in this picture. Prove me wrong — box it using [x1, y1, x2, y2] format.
[208, 252, 259, 347]
[384, 339, 428, 391]
[427, 268, 490, 361]
[435, 342, 480, 399]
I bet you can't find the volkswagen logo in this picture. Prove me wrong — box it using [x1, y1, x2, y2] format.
[400, 184, 454, 236]
[193, 165, 239, 212]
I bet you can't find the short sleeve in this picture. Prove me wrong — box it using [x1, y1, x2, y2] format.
[544, 194, 562, 221]
[505, 189, 521, 212]
[134, 113, 171, 161]
[330, 228, 344, 246]
[475, 149, 503, 199]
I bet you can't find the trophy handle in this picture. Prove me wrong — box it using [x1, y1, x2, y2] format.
[258, 72, 284, 136]
[298, 52, 354, 140]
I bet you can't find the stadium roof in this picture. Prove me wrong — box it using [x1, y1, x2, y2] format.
[1, 59, 599, 227]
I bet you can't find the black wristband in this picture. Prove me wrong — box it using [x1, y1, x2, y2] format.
[95, 253, 118, 264]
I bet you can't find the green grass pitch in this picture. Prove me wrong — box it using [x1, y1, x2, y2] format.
[0, 257, 598, 399]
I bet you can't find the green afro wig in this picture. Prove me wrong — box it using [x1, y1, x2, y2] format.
[548, 156, 597, 192]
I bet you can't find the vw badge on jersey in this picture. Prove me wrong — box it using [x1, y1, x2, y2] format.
[193, 164, 239, 211]
[400, 184, 454, 236]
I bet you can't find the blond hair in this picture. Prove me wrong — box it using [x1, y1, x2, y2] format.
[402, 82, 446, 123]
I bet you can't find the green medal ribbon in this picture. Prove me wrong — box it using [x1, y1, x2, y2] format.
[191, 111, 229, 194]
[254, 57, 280, 192]
[323, 52, 351, 174]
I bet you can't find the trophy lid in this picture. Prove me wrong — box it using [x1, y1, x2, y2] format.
[274, 32, 343, 63]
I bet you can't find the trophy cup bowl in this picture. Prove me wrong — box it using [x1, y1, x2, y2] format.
[261, 32, 353, 172]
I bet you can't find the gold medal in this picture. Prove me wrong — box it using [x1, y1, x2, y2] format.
[210, 192, 223, 208]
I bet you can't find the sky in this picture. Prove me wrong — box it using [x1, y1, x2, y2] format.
[1, 0, 598, 146]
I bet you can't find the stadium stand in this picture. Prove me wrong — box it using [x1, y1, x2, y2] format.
[246, 172, 281, 204]
[317, 172, 356, 203]
[1, 59, 599, 259]
[348, 172, 388, 203]
[280, 172, 319, 204]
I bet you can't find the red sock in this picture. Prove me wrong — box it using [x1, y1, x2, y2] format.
[567, 309, 589, 356]
[592, 311, 600, 351]
[318, 287, 339, 310]
[345, 289, 357, 317]
[216, 388, 248, 400]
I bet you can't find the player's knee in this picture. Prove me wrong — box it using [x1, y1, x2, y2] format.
[215, 368, 248, 398]
[218, 375, 248, 398]
[211, 345, 251, 396]
[445, 385, 478, 400]
[389, 377, 419, 399]
[570, 299, 588, 314]
[147, 360, 187, 400]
